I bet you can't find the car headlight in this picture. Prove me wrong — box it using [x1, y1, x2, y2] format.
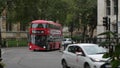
[90, 58, 101, 62]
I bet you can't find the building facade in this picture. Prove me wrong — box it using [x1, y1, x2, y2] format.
[0, 9, 28, 39]
[97, 0, 120, 37]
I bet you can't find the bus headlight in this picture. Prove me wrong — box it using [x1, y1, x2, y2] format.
[30, 46, 32, 48]
[43, 46, 46, 48]
[32, 30, 36, 33]
[41, 31, 44, 33]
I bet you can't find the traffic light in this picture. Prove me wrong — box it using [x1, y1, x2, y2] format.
[103, 17, 108, 26]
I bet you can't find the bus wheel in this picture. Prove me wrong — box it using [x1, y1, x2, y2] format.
[58, 44, 61, 50]
[33, 49, 37, 51]
[47, 45, 50, 51]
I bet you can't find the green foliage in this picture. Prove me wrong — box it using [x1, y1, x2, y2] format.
[98, 31, 120, 68]
[98, 31, 116, 37]
[72, 34, 89, 42]
[7, 39, 17, 47]
[102, 52, 110, 58]
[0, 0, 6, 15]
[5, 0, 69, 25]
[6, 39, 27, 47]
[111, 59, 120, 68]
[99, 41, 111, 47]
[72, 35, 82, 42]
[6, 0, 41, 24]
[115, 44, 120, 56]
[64, 0, 97, 39]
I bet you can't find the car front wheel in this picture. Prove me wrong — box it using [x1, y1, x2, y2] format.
[84, 63, 90, 68]
[62, 60, 70, 68]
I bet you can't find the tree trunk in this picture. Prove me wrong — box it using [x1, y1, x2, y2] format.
[0, 28, 2, 61]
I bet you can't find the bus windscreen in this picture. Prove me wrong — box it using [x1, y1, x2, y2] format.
[32, 23, 47, 28]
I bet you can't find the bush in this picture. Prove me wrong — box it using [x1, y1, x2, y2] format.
[72, 35, 83, 43]
[3, 38, 28, 47]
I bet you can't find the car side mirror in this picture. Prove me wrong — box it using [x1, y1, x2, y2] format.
[76, 52, 83, 56]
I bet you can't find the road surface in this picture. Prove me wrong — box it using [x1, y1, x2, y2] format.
[2, 47, 63, 68]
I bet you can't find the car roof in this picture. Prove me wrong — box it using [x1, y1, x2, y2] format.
[68, 43, 98, 47]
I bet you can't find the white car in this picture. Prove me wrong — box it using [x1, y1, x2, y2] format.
[62, 38, 75, 46]
[61, 43, 109, 68]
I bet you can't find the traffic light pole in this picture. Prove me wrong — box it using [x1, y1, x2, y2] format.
[116, 0, 118, 45]
[103, 16, 113, 56]
[108, 17, 113, 57]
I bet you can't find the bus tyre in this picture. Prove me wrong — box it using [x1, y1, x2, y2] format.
[33, 49, 37, 51]
[58, 44, 61, 50]
[47, 45, 50, 51]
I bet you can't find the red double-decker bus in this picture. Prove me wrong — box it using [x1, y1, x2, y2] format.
[28, 20, 62, 51]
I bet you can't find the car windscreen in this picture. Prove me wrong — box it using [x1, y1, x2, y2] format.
[82, 45, 107, 55]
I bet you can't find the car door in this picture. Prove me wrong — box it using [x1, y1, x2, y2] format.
[75, 46, 86, 68]
[65, 46, 77, 67]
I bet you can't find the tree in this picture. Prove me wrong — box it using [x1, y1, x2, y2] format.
[0, 0, 6, 14]
[5, 0, 69, 25]
[77, 0, 97, 39]
[63, 0, 97, 40]
[0, 0, 7, 62]
[6, 0, 41, 24]
[98, 31, 120, 68]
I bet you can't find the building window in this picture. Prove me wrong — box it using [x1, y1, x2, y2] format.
[6, 22, 12, 31]
[106, 0, 111, 15]
[113, 0, 118, 15]
[112, 24, 116, 32]
[20, 23, 26, 31]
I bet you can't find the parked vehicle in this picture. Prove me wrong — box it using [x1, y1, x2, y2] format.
[61, 43, 109, 68]
[61, 38, 75, 49]
[62, 38, 73, 45]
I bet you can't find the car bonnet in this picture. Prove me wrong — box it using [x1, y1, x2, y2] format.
[88, 54, 109, 62]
